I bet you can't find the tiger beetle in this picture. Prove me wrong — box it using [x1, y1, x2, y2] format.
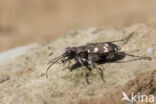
[46, 32, 151, 84]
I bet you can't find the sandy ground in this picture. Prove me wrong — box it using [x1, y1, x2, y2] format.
[0, 1, 156, 104]
[0, 24, 155, 104]
[1, 0, 156, 51]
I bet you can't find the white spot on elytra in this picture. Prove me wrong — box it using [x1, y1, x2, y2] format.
[103, 46, 109, 52]
[105, 43, 109, 47]
[87, 50, 90, 53]
[82, 58, 86, 61]
[93, 47, 99, 52]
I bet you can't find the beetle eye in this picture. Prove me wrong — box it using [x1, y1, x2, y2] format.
[68, 50, 73, 54]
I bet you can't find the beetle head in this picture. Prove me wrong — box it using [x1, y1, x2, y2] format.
[64, 47, 76, 58]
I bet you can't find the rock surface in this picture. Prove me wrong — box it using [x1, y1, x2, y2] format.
[0, 43, 38, 65]
[0, 74, 9, 84]
[0, 24, 156, 104]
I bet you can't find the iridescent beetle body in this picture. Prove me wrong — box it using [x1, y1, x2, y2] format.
[46, 33, 151, 84]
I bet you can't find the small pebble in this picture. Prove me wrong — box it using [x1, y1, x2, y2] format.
[147, 48, 153, 55]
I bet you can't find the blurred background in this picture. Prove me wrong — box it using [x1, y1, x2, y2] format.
[0, 0, 156, 52]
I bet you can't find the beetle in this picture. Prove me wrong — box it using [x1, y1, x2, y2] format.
[46, 32, 151, 84]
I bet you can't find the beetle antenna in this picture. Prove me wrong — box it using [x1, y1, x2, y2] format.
[46, 54, 65, 78]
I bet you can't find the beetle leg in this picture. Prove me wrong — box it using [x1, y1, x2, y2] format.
[88, 54, 105, 82]
[86, 65, 92, 72]
[83, 67, 90, 84]
[69, 61, 81, 71]
[125, 53, 152, 60]
[77, 57, 90, 84]
[84, 65, 92, 83]
[105, 32, 134, 44]
[93, 62, 105, 82]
